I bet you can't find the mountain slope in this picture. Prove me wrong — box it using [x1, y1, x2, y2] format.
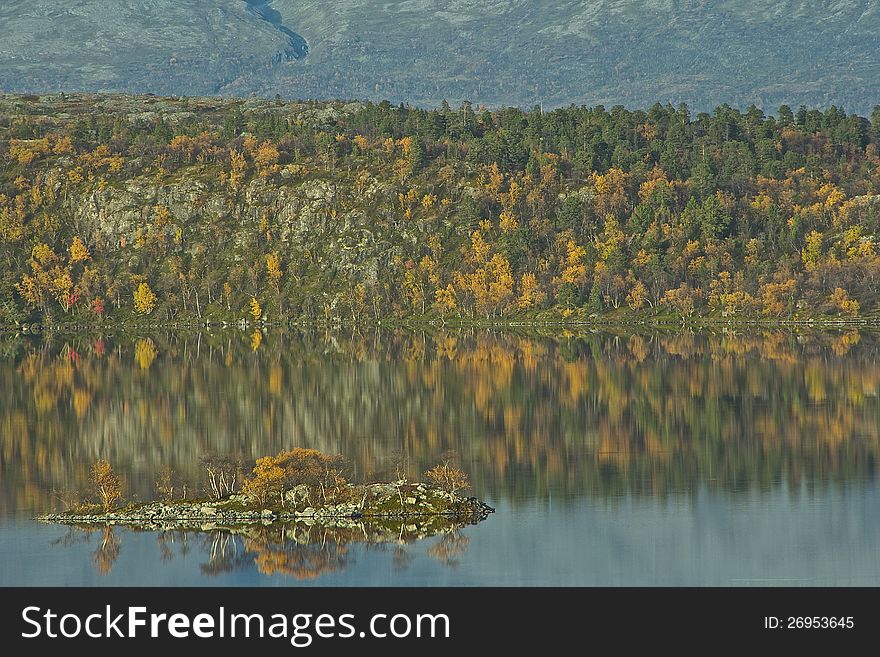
[0, 0, 307, 96]
[1, 1, 878, 112]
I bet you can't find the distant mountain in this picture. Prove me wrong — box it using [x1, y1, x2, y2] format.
[1, 1, 878, 112]
[0, 1, 307, 96]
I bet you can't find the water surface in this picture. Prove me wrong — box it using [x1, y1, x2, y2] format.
[1, 328, 878, 585]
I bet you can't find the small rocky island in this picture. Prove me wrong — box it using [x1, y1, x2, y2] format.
[39, 481, 494, 531]
[38, 449, 494, 533]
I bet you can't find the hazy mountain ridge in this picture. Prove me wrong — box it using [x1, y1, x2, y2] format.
[0, 0, 307, 96]
[1, 1, 879, 112]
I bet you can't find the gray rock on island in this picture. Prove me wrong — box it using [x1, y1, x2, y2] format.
[37, 481, 495, 532]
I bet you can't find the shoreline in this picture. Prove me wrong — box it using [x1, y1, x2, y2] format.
[37, 482, 495, 532]
[5, 315, 879, 335]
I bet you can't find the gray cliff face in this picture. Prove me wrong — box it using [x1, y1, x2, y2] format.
[72, 173, 392, 288]
[1, 1, 879, 112]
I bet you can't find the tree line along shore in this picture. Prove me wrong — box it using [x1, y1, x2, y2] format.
[2, 93, 880, 328]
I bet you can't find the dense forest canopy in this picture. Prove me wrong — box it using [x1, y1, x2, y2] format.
[2, 93, 880, 326]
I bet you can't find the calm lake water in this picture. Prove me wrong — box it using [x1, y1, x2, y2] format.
[2, 328, 880, 586]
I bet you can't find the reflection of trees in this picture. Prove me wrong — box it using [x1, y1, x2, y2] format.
[200, 531, 249, 576]
[392, 545, 414, 572]
[244, 526, 350, 580]
[427, 532, 470, 568]
[50, 524, 121, 576]
[5, 329, 880, 513]
[50, 525, 98, 549]
[93, 526, 120, 575]
[193, 521, 476, 580]
[46, 520, 473, 581]
[157, 530, 191, 562]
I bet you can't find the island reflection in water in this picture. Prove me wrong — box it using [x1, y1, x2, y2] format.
[50, 520, 472, 579]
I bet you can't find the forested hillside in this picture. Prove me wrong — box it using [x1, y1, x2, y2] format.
[2, 93, 880, 326]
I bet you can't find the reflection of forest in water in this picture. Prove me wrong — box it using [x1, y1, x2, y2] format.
[2, 328, 880, 515]
[51, 522, 471, 579]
